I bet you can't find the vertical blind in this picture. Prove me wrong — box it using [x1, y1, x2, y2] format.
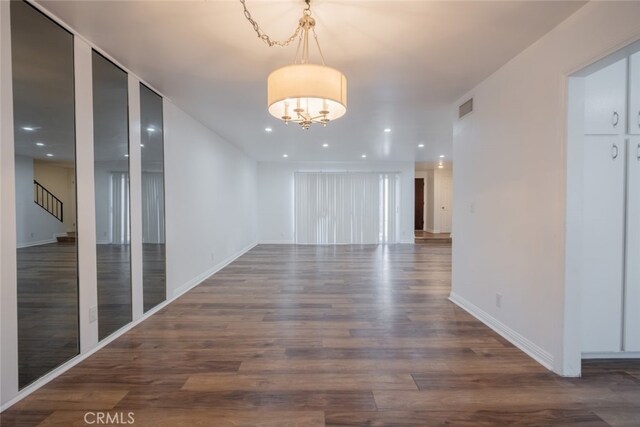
[111, 172, 130, 244]
[295, 172, 399, 244]
[141, 172, 165, 244]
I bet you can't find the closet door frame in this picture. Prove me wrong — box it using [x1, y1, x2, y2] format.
[564, 44, 640, 378]
[624, 136, 640, 351]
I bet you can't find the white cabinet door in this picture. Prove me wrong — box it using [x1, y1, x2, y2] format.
[584, 58, 627, 135]
[581, 136, 626, 353]
[629, 53, 640, 135]
[625, 137, 640, 351]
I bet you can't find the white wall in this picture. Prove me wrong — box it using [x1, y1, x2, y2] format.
[451, 1, 640, 375]
[257, 161, 414, 244]
[0, 0, 19, 406]
[15, 155, 66, 247]
[426, 170, 435, 231]
[164, 101, 257, 297]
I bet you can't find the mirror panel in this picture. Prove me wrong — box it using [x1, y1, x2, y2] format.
[92, 51, 132, 340]
[140, 84, 166, 312]
[11, 0, 79, 388]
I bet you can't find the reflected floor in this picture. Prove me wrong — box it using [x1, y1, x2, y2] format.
[17, 242, 79, 388]
[97, 244, 133, 340]
[143, 244, 166, 312]
[17, 242, 165, 388]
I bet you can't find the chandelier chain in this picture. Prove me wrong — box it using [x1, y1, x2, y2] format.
[240, 0, 303, 48]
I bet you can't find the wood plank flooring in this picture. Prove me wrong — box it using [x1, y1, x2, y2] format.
[2, 244, 640, 426]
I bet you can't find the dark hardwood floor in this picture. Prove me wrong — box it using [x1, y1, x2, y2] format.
[3, 244, 640, 426]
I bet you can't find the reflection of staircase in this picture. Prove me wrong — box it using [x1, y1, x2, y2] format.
[34, 180, 63, 222]
[56, 231, 76, 243]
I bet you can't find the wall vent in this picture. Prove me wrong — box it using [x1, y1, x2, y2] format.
[458, 98, 473, 118]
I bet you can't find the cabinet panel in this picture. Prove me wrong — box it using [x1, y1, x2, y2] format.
[630, 53, 640, 135]
[625, 137, 640, 351]
[581, 136, 626, 353]
[584, 58, 627, 135]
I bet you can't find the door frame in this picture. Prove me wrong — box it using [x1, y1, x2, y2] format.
[564, 39, 640, 378]
[414, 178, 424, 231]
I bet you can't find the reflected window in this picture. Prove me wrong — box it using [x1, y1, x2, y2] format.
[11, 0, 79, 388]
[92, 51, 132, 340]
[140, 84, 166, 312]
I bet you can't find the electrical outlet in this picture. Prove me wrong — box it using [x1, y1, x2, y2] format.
[495, 293, 502, 308]
[89, 306, 97, 323]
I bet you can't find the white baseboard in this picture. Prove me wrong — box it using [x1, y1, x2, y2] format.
[0, 240, 258, 412]
[449, 291, 554, 371]
[262, 241, 414, 245]
[172, 241, 257, 297]
[582, 352, 640, 359]
[16, 238, 56, 249]
[426, 228, 438, 234]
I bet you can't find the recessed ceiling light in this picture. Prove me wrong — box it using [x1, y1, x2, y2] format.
[418, 144, 425, 148]
[45, 153, 53, 157]
[140, 144, 145, 147]
[438, 164, 444, 169]
[124, 154, 129, 157]
[282, 154, 288, 158]
[361, 154, 367, 158]
[384, 128, 391, 133]
[22, 126, 35, 131]
[36, 142, 45, 147]
[265, 127, 273, 132]
[322, 143, 329, 148]
[146, 127, 155, 132]
[439, 155, 445, 158]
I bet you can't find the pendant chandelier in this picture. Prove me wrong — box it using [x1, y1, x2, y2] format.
[240, 0, 347, 130]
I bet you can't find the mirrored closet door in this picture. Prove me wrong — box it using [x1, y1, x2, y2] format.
[11, 0, 79, 388]
[140, 84, 166, 312]
[92, 50, 132, 340]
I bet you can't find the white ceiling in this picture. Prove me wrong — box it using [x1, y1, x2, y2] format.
[37, 0, 585, 163]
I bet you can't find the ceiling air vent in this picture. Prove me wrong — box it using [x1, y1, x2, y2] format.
[459, 98, 473, 118]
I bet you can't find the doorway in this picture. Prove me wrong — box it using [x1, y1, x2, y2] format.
[415, 178, 424, 230]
